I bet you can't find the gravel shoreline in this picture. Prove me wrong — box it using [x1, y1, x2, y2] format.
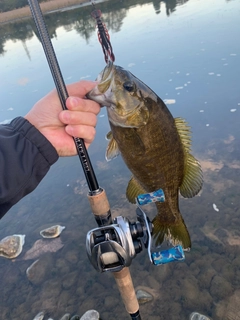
[0, 0, 89, 24]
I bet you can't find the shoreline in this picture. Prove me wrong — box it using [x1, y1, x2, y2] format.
[0, 0, 89, 24]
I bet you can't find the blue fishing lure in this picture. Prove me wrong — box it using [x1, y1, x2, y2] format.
[136, 188, 165, 205]
[151, 245, 185, 265]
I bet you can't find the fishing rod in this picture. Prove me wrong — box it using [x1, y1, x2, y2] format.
[27, 1, 141, 319]
[27, 0, 99, 194]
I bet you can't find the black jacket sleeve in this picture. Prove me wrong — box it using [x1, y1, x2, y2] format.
[0, 117, 59, 218]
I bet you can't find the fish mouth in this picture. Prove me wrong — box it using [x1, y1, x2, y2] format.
[97, 61, 114, 94]
[87, 62, 115, 107]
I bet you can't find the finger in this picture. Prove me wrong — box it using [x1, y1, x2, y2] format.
[66, 96, 100, 114]
[59, 110, 98, 127]
[66, 80, 98, 98]
[65, 124, 96, 144]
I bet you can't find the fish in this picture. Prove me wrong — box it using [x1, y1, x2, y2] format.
[87, 62, 203, 250]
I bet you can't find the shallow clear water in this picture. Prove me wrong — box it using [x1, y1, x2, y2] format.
[0, 0, 240, 319]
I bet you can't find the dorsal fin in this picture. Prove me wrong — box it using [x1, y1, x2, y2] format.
[174, 117, 192, 153]
[174, 118, 203, 198]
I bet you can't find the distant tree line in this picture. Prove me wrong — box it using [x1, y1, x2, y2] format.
[0, 0, 48, 13]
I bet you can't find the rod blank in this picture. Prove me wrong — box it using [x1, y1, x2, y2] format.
[28, 0, 99, 193]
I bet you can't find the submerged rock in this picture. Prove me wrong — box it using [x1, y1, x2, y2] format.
[210, 275, 233, 300]
[214, 289, 240, 319]
[135, 285, 157, 305]
[70, 315, 80, 320]
[26, 259, 39, 276]
[189, 312, 211, 320]
[23, 238, 64, 260]
[40, 225, 65, 238]
[26, 254, 53, 285]
[60, 314, 71, 320]
[136, 289, 154, 304]
[0, 234, 25, 259]
[33, 311, 44, 320]
[80, 310, 100, 320]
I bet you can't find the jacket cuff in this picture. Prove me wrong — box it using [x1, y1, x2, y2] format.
[10, 117, 59, 165]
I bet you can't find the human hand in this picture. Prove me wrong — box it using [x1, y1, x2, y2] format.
[25, 81, 100, 156]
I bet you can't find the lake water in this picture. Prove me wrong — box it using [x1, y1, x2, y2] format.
[0, 0, 240, 319]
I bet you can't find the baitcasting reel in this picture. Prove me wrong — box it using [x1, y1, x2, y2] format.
[86, 189, 185, 273]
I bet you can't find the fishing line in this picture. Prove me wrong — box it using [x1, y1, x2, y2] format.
[27, 0, 100, 194]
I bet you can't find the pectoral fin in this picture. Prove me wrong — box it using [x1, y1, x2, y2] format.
[174, 117, 203, 198]
[105, 131, 120, 161]
[106, 131, 113, 141]
[126, 177, 147, 204]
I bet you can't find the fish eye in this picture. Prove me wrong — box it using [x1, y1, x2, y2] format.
[123, 81, 135, 92]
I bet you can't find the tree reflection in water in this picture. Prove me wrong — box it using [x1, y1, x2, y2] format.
[0, 0, 189, 56]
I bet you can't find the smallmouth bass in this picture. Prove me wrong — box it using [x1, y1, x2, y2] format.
[87, 62, 203, 250]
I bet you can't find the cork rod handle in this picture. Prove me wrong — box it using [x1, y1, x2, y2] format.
[114, 267, 140, 314]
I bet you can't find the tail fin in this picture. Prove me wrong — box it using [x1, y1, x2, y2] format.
[152, 215, 191, 250]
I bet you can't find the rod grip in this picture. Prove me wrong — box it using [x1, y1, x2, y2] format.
[87, 189, 110, 216]
[87, 188, 112, 226]
[113, 267, 139, 314]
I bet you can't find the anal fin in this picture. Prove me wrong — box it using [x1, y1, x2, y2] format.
[126, 177, 146, 204]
